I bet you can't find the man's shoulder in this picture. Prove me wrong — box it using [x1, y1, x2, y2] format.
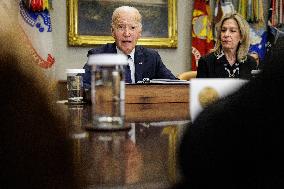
[136, 45, 159, 55]
[87, 43, 116, 56]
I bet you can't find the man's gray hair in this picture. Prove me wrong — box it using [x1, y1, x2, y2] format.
[111, 6, 142, 30]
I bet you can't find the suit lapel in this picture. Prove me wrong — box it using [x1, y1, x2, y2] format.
[107, 43, 118, 53]
[215, 55, 227, 77]
[134, 46, 144, 81]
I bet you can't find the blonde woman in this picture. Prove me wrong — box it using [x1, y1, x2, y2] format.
[197, 12, 257, 79]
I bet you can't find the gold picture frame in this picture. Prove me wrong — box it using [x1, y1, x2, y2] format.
[67, 0, 177, 48]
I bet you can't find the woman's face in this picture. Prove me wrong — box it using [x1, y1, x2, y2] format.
[220, 18, 242, 52]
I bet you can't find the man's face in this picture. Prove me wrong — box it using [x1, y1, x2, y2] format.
[112, 11, 142, 55]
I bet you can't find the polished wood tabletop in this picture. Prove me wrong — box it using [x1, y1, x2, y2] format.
[57, 81, 189, 103]
[60, 102, 191, 189]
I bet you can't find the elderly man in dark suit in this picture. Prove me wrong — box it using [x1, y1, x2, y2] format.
[82, 6, 176, 89]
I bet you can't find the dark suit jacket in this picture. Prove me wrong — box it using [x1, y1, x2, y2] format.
[197, 52, 257, 79]
[82, 43, 176, 89]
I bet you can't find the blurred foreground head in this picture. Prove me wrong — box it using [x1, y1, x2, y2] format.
[0, 4, 80, 189]
[176, 38, 284, 189]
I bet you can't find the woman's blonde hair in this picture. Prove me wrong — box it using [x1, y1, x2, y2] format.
[213, 12, 250, 62]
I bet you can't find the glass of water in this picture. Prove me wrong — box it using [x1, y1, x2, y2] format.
[87, 54, 129, 130]
[66, 69, 85, 104]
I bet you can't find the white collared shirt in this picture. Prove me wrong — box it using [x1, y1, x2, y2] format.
[116, 48, 135, 83]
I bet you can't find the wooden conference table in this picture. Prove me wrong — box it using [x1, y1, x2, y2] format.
[58, 83, 191, 189]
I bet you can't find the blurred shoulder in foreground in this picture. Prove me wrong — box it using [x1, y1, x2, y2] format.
[174, 40, 284, 188]
[0, 5, 82, 189]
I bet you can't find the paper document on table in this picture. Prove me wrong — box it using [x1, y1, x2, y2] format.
[150, 79, 190, 84]
[143, 120, 191, 127]
[190, 78, 248, 122]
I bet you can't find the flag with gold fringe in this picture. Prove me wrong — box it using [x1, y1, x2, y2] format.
[238, 0, 267, 63]
[18, 0, 55, 77]
[191, 0, 214, 71]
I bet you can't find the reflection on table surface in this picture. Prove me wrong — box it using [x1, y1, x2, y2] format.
[61, 103, 190, 189]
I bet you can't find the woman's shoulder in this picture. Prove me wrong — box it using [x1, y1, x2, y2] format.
[246, 54, 257, 63]
[244, 54, 258, 68]
[199, 51, 218, 62]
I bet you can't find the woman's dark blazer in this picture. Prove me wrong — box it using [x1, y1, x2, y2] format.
[196, 52, 257, 79]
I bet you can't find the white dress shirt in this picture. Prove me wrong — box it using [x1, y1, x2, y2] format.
[116, 48, 135, 83]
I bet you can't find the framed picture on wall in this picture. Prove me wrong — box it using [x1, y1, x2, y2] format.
[67, 0, 177, 48]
